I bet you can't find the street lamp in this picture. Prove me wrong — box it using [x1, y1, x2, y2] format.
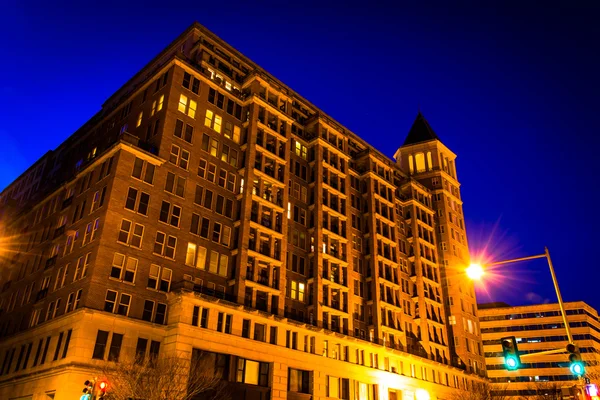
[468, 247, 585, 377]
[466, 263, 484, 281]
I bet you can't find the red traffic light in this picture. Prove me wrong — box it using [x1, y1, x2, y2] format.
[98, 380, 108, 391]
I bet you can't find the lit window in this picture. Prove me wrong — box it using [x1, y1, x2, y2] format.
[205, 109, 214, 127]
[415, 153, 425, 173]
[136, 112, 143, 127]
[178, 94, 187, 113]
[214, 115, 222, 133]
[178, 94, 196, 118]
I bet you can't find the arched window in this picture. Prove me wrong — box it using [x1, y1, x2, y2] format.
[426, 152, 433, 171]
[415, 153, 425, 173]
[408, 155, 414, 174]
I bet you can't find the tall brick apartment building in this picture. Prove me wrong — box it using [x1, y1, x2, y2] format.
[0, 23, 485, 400]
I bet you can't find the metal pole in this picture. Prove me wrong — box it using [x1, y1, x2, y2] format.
[545, 247, 573, 344]
[519, 348, 566, 359]
[486, 253, 547, 267]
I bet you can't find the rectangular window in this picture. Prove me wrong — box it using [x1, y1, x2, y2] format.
[289, 368, 311, 394]
[61, 329, 72, 359]
[131, 157, 155, 184]
[242, 319, 251, 338]
[174, 119, 194, 143]
[200, 308, 209, 328]
[108, 333, 123, 362]
[142, 300, 154, 322]
[193, 306, 203, 327]
[110, 253, 137, 283]
[153, 232, 177, 259]
[169, 144, 190, 170]
[159, 201, 181, 227]
[117, 219, 144, 248]
[165, 172, 186, 197]
[178, 94, 197, 118]
[155, 303, 167, 324]
[254, 324, 266, 342]
[92, 330, 109, 360]
[135, 338, 148, 364]
[236, 358, 269, 387]
[104, 290, 117, 313]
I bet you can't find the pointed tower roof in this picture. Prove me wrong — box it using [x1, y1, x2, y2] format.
[403, 112, 440, 146]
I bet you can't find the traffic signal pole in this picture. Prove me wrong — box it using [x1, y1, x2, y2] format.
[484, 247, 574, 343]
[544, 247, 574, 344]
[482, 248, 584, 387]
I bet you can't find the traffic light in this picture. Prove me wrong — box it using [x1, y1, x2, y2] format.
[567, 343, 585, 376]
[97, 380, 108, 398]
[500, 336, 521, 370]
[82, 380, 94, 399]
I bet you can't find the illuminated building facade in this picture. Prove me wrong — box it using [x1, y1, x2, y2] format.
[480, 301, 600, 397]
[0, 23, 485, 399]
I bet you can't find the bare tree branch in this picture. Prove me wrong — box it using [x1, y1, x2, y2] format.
[450, 381, 511, 400]
[99, 352, 230, 400]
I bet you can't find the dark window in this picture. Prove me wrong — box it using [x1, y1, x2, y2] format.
[194, 185, 203, 205]
[270, 326, 277, 345]
[92, 330, 109, 360]
[14, 345, 24, 372]
[155, 303, 167, 324]
[4, 348, 15, 375]
[22, 342, 32, 370]
[289, 368, 311, 394]
[125, 188, 137, 210]
[40, 336, 51, 365]
[191, 213, 200, 235]
[203, 190, 213, 209]
[108, 333, 123, 362]
[62, 330, 72, 359]
[32, 339, 43, 367]
[138, 192, 150, 215]
[52, 332, 64, 361]
[135, 338, 148, 364]
[254, 324, 265, 342]
[217, 312, 224, 332]
[149, 340, 160, 361]
[183, 72, 191, 89]
[201, 134, 210, 151]
[142, 300, 154, 322]
[201, 308, 209, 328]
[192, 306, 200, 326]
[242, 319, 250, 338]
[200, 217, 210, 238]
[225, 314, 232, 334]
[159, 201, 170, 223]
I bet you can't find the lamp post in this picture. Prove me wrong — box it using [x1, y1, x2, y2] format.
[467, 246, 573, 343]
[468, 245, 588, 391]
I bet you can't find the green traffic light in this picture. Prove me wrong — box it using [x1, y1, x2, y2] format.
[505, 355, 519, 370]
[570, 362, 585, 376]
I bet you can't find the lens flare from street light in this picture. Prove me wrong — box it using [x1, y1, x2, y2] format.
[415, 389, 431, 400]
[466, 264, 484, 280]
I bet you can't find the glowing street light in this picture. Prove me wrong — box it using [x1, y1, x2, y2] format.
[466, 263, 484, 280]
[415, 388, 430, 400]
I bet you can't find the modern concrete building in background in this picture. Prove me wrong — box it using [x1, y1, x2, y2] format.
[0, 22, 484, 399]
[480, 301, 600, 398]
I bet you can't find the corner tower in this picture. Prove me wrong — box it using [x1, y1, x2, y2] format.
[395, 112, 486, 376]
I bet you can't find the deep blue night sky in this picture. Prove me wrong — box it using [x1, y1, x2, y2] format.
[1, 1, 599, 309]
